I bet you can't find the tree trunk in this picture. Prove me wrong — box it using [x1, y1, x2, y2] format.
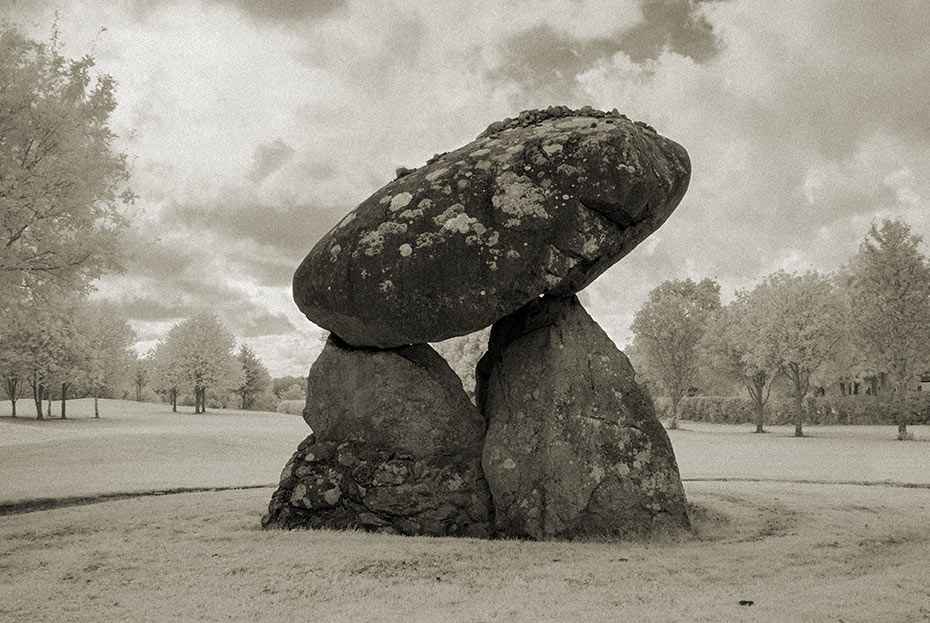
[6, 378, 18, 417]
[60, 382, 68, 419]
[32, 382, 44, 420]
[794, 393, 804, 437]
[94, 394, 100, 419]
[46, 389, 52, 418]
[898, 422, 908, 440]
[200, 387, 207, 413]
[754, 401, 765, 433]
[171, 388, 177, 413]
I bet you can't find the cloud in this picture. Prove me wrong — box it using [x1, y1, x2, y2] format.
[209, 0, 348, 25]
[12, 0, 930, 376]
[246, 139, 296, 184]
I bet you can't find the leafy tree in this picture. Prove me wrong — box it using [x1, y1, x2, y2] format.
[149, 340, 184, 412]
[744, 271, 842, 437]
[843, 219, 930, 439]
[700, 295, 779, 433]
[272, 375, 306, 401]
[235, 345, 271, 410]
[631, 278, 721, 429]
[131, 353, 150, 402]
[0, 24, 133, 297]
[433, 327, 490, 400]
[76, 300, 136, 417]
[163, 313, 241, 413]
[18, 302, 72, 419]
[0, 295, 30, 416]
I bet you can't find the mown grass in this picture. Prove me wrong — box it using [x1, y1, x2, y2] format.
[1, 483, 929, 622]
[2, 401, 930, 621]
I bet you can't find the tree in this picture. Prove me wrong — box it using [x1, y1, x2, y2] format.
[0, 24, 133, 297]
[433, 327, 490, 400]
[272, 375, 306, 401]
[700, 295, 780, 433]
[164, 313, 241, 413]
[844, 219, 930, 439]
[630, 278, 721, 429]
[0, 295, 29, 416]
[745, 271, 842, 437]
[76, 300, 136, 417]
[19, 302, 72, 419]
[131, 354, 150, 402]
[235, 345, 271, 410]
[149, 341, 184, 412]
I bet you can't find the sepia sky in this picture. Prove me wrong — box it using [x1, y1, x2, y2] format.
[5, 0, 930, 376]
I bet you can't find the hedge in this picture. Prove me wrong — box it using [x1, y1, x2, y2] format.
[653, 393, 930, 426]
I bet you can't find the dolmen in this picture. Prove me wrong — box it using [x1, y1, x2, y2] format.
[263, 106, 692, 539]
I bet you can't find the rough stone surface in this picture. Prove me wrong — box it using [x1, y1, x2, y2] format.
[476, 295, 690, 540]
[262, 336, 492, 537]
[294, 106, 691, 348]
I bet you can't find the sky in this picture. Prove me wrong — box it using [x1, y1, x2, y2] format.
[4, 0, 930, 377]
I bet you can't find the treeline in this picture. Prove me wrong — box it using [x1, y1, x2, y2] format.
[654, 394, 930, 426]
[0, 25, 300, 419]
[630, 219, 930, 439]
[129, 312, 301, 414]
[0, 24, 135, 419]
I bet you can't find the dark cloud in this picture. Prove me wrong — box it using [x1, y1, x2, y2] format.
[623, 0, 718, 62]
[105, 270, 297, 339]
[239, 311, 296, 337]
[489, 1, 718, 105]
[246, 139, 296, 184]
[210, 0, 347, 25]
[229, 251, 298, 288]
[161, 192, 339, 260]
[489, 25, 625, 103]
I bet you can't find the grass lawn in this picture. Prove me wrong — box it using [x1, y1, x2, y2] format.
[2, 400, 930, 622]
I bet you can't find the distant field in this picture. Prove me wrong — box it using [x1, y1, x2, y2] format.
[0, 398, 307, 504]
[2, 401, 930, 622]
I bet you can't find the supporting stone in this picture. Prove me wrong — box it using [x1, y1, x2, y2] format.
[477, 295, 690, 540]
[262, 335, 492, 537]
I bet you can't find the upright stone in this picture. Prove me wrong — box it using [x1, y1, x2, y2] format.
[477, 295, 690, 540]
[263, 336, 492, 537]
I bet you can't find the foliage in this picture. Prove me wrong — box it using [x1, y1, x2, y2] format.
[75, 300, 136, 399]
[235, 345, 272, 410]
[699, 292, 782, 432]
[842, 219, 930, 436]
[655, 393, 930, 426]
[155, 312, 242, 413]
[433, 327, 490, 399]
[272, 375, 306, 401]
[630, 277, 720, 427]
[738, 271, 842, 436]
[0, 23, 133, 296]
[275, 399, 305, 416]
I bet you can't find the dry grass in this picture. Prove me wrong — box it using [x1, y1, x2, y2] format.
[1, 484, 929, 622]
[2, 401, 930, 621]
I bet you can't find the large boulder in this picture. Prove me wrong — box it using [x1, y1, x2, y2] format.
[476, 295, 690, 540]
[262, 336, 492, 537]
[294, 106, 691, 348]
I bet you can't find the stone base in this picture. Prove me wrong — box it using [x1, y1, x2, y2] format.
[262, 435, 492, 537]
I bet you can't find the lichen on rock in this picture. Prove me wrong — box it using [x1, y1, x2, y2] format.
[293, 106, 690, 348]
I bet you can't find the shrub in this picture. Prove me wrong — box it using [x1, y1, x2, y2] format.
[653, 392, 930, 425]
[275, 400, 305, 416]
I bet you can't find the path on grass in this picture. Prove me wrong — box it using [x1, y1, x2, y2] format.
[5, 475, 930, 517]
[0, 484, 276, 516]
